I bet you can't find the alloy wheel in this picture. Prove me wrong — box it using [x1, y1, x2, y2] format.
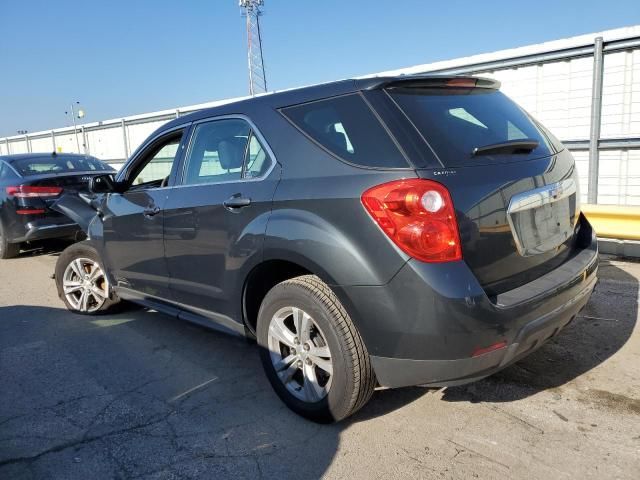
[62, 257, 108, 313]
[267, 306, 333, 403]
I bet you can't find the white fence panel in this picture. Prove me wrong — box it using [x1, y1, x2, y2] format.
[481, 57, 593, 141]
[571, 149, 591, 205]
[86, 126, 125, 161]
[597, 149, 640, 205]
[30, 136, 54, 153]
[126, 120, 171, 156]
[601, 50, 640, 138]
[8, 140, 28, 154]
[54, 132, 82, 154]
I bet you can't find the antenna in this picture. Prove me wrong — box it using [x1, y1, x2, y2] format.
[239, 0, 267, 95]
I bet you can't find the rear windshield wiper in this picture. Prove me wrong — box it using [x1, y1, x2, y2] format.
[472, 139, 539, 156]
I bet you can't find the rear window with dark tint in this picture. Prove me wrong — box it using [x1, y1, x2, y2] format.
[281, 94, 408, 168]
[11, 156, 114, 176]
[388, 88, 553, 167]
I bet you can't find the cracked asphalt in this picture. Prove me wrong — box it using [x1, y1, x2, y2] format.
[0, 245, 639, 479]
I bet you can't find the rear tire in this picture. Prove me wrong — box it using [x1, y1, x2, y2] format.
[257, 275, 375, 423]
[0, 223, 20, 259]
[55, 241, 120, 314]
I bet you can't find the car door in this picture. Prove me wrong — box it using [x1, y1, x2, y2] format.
[163, 116, 279, 325]
[101, 127, 189, 299]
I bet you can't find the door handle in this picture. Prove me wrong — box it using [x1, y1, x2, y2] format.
[223, 195, 251, 211]
[143, 205, 161, 217]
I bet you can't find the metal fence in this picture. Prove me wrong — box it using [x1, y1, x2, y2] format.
[1, 28, 639, 206]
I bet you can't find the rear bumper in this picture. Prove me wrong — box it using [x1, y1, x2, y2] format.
[370, 274, 595, 388]
[11, 218, 79, 243]
[336, 229, 598, 389]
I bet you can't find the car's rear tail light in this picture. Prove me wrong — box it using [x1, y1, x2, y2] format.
[361, 179, 462, 263]
[6, 186, 63, 198]
[16, 209, 46, 215]
[471, 341, 508, 357]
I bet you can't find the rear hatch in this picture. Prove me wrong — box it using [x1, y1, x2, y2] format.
[385, 78, 582, 295]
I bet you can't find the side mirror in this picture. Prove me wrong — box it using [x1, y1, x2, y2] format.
[88, 174, 117, 194]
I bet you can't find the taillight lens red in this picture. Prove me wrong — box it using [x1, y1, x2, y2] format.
[6, 186, 63, 198]
[361, 179, 462, 263]
[472, 341, 507, 357]
[16, 209, 46, 215]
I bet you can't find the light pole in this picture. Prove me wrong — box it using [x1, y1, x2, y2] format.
[65, 102, 85, 153]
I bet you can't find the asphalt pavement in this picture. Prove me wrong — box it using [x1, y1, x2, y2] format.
[0, 245, 639, 479]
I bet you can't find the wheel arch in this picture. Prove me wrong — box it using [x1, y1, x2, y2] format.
[242, 258, 317, 336]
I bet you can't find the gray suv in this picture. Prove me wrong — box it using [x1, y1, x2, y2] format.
[53, 75, 598, 422]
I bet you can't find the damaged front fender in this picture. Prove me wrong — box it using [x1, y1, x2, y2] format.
[51, 193, 104, 239]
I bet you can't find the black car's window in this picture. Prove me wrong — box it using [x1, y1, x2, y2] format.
[0, 162, 18, 181]
[10, 155, 112, 176]
[388, 87, 553, 166]
[281, 94, 408, 168]
[182, 119, 272, 186]
[128, 132, 184, 189]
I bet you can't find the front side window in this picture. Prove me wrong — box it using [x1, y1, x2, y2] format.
[280, 94, 408, 168]
[128, 132, 183, 189]
[181, 119, 272, 185]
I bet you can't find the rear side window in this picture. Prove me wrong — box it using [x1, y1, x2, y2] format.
[281, 94, 408, 168]
[389, 88, 553, 167]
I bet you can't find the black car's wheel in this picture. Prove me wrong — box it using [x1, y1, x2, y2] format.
[257, 275, 375, 423]
[0, 223, 20, 259]
[55, 242, 120, 314]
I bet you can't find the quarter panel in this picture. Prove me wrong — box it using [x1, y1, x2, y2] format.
[264, 171, 416, 286]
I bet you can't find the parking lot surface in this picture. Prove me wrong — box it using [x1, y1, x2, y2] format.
[0, 246, 639, 479]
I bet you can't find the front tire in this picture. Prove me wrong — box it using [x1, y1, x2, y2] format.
[55, 242, 120, 314]
[257, 275, 375, 423]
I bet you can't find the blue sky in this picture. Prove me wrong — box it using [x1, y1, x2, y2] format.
[1, 0, 639, 136]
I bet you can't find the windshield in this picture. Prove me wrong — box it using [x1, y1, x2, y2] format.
[11, 156, 114, 176]
[388, 88, 553, 167]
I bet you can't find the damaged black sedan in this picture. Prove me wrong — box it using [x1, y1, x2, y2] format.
[0, 153, 114, 258]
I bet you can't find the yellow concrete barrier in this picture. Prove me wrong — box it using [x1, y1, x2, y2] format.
[582, 204, 640, 241]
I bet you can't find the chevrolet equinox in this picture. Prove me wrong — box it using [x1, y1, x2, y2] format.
[53, 75, 598, 422]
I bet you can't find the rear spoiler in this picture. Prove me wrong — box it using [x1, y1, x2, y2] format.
[364, 75, 500, 91]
